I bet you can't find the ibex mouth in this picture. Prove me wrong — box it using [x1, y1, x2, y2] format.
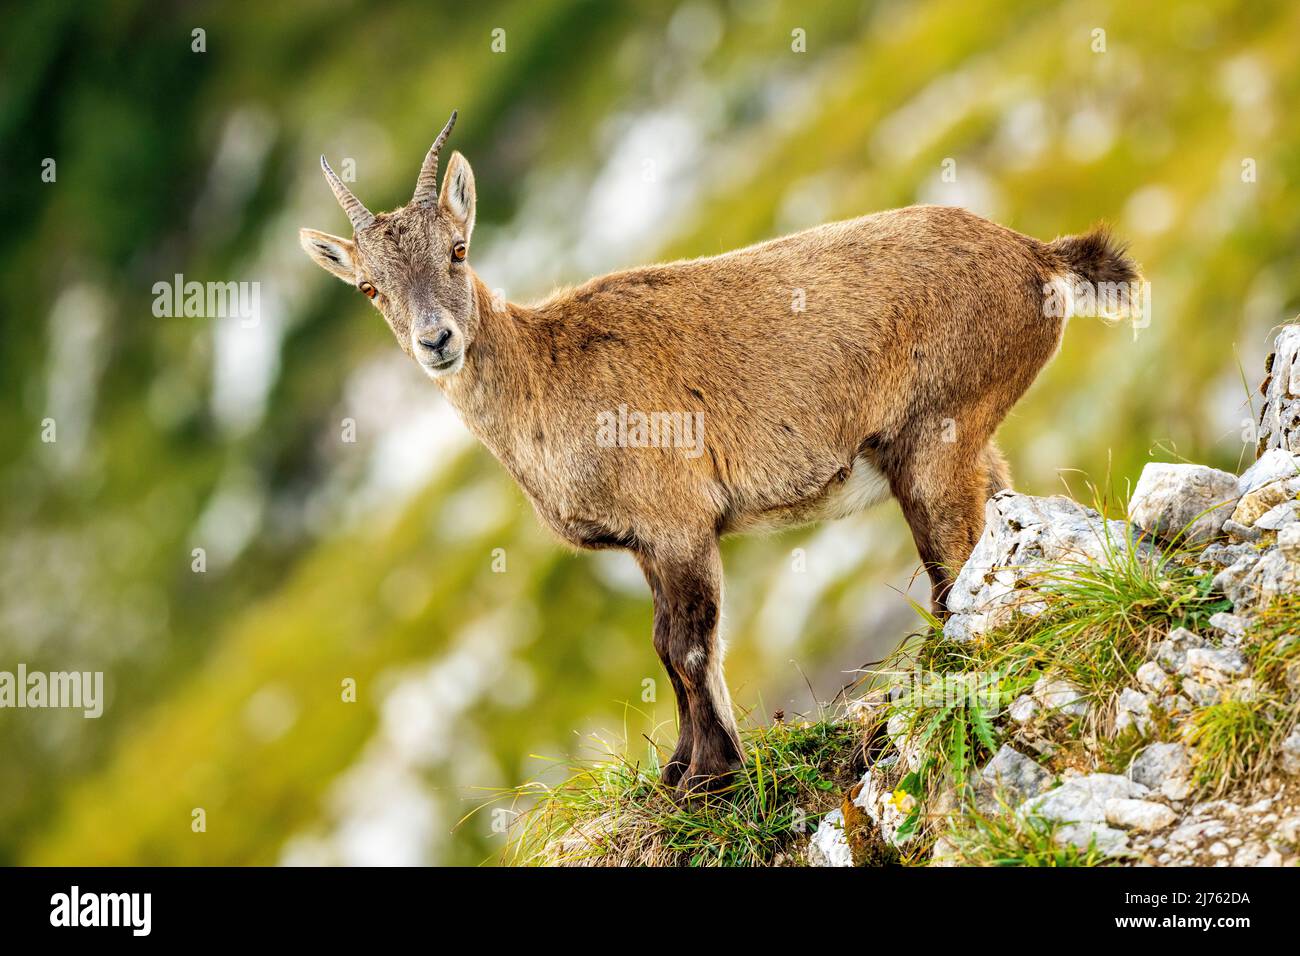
[422, 352, 464, 377]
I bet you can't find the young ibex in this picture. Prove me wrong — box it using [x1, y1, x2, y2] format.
[300, 112, 1139, 792]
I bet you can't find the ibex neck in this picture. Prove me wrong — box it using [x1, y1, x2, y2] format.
[439, 273, 537, 451]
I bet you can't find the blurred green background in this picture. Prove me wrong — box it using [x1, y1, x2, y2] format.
[1, 0, 1297, 865]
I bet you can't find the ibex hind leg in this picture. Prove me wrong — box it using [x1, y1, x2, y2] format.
[885, 427, 997, 614]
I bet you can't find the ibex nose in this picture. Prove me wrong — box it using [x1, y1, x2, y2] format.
[419, 329, 453, 353]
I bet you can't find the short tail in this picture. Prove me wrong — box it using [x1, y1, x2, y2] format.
[1043, 226, 1144, 322]
[1047, 226, 1139, 286]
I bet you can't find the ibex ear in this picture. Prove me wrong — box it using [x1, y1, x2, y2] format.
[299, 228, 358, 283]
[439, 151, 476, 240]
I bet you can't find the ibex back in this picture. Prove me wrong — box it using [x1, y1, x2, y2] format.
[300, 112, 1140, 792]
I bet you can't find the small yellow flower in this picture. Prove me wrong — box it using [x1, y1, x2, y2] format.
[888, 788, 917, 814]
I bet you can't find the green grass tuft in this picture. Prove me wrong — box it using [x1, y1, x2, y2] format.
[919, 543, 1225, 733]
[1186, 692, 1280, 796]
[944, 809, 1124, 867]
[1183, 595, 1300, 796]
[501, 719, 866, 866]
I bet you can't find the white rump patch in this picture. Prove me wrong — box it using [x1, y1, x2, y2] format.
[820, 454, 892, 520]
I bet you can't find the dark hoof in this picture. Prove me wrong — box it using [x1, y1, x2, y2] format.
[659, 759, 688, 788]
[675, 760, 743, 800]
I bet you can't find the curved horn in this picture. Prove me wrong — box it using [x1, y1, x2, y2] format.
[320, 155, 374, 231]
[412, 110, 458, 206]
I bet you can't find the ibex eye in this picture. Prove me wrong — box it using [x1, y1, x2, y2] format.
[452, 242, 467, 262]
[359, 281, 378, 299]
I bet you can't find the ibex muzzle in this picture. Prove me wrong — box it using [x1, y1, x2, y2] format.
[300, 111, 1141, 795]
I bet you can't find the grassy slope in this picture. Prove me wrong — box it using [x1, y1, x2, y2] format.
[517, 533, 1300, 866]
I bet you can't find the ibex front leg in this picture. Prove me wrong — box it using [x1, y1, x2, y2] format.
[641, 539, 742, 794]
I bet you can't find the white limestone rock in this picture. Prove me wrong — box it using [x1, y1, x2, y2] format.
[1254, 499, 1300, 531]
[1104, 798, 1177, 832]
[1128, 742, 1192, 800]
[1153, 627, 1208, 673]
[1136, 661, 1170, 694]
[853, 767, 913, 847]
[807, 808, 853, 867]
[1115, 688, 1153, 735]
[1032, 675, 1090, 718]
[1212, 554, 1264, 606]
[1223, 550, 1300, 612]
[1254, 325, 1300, 455]
[1020, 773, 1147, 825]
[1281, 726, 1300, 776]
[975, 744, 1054, 812]
[1279, 523, 1300, 562]
[1231, 476, 1300, 527]
[1007, 694, 1039, 723]
[1181, 646, 1249, 682]
[1055, 822, 1131, 856]
[1128, 462, 1239, 545]
[943, 492, 1138, 642]
[1238, 447, 1300, 495]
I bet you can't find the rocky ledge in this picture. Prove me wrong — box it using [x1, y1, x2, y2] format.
[808, 325, 1300, 867]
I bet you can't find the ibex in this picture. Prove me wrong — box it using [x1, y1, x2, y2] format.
[300, 112, 1139, 792]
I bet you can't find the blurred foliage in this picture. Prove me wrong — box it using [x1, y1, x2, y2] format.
[1, 0, 1297, 864]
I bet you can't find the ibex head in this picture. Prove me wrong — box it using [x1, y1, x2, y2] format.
[299, 111, 478, 379]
